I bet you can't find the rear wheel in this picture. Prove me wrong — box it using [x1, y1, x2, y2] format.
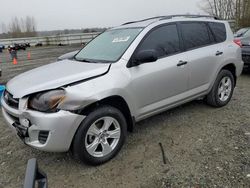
[206, 70, 235, 107]
[72, 106, 127, 165]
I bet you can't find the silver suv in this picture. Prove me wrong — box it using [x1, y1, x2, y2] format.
[2, 15, 243, 165]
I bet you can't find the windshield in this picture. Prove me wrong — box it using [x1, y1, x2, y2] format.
[75, 28, 142, 63]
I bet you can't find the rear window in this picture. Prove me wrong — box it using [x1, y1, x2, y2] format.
[208, 22, 227, 43]
[181, 22, 211, 50]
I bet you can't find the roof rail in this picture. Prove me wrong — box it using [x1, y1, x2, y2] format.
[122, 14, 220, 25]
[160, 14, 220, 20]
[122, 16, 166, 25]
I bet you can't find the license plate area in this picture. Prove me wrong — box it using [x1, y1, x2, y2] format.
[12, 122, 28, 139]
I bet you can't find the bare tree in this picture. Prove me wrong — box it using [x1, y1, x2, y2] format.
[9, 17, 22, 37]
[0, 23, 7, 34]
[4, 16, 37, 38]
[200, 0, 250, 28]
[20, 18, 26, 33]
[25, 16, 36, 32]
[235, 0, 250, 27]
[199, 0, 236, 19]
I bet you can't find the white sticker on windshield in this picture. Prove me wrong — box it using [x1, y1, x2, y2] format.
[112, 36, 130, 43]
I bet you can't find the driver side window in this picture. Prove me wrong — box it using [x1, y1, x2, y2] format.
[136, 24, 181, 59]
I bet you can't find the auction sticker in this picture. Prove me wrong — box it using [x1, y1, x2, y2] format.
[112, 36, 130, 43]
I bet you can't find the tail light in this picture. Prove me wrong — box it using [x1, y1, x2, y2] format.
[233, 39, 242, 47]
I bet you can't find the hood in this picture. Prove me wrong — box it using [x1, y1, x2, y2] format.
[7, 59, 110, 98]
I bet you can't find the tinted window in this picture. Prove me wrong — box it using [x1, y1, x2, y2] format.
[181, 22, 211, 50]
[208, 22, 226, 42]
[136, 24, 181, 58]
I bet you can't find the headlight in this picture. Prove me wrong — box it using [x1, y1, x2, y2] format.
[28, 90, 66, 112]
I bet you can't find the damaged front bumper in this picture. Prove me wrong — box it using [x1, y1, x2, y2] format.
[1, 96, 85, 152]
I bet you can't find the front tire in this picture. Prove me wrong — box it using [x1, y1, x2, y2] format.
[206, 69, 235, 107]
[72, 106, 127, 165]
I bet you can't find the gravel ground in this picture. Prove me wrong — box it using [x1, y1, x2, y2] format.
[0, 46, 249, 187]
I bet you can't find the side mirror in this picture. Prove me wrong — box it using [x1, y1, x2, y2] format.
[23, 158, 48, 188]
[134, 49, 158, 65]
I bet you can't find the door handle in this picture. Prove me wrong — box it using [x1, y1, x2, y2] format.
[177, 60, 188, 67]
[215, 51, 223, 56]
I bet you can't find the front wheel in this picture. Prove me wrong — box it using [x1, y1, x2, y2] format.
[206, 69, 235, 107]
[72, 106, 127, 165]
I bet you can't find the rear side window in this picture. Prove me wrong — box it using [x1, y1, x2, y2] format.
[181, 22, 211, 50]
[136, 24, 181, 58]
[208, 22, 227, 42]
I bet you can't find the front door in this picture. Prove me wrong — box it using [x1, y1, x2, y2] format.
[128, 24, 189, 118]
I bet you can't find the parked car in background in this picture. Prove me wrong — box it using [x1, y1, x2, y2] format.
[8, 43, 26, 52]
[0, 44, 5, 50]
[35, 42, 43, 47]
[235, 27, 250, 70]
[234, 27, 250, 38]
[24, 43, 31, 48]
[1, 15, 243, 165]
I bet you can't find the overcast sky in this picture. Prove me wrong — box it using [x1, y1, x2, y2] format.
[0, 0, 204, 31]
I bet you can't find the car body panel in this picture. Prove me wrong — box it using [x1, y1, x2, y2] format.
[127, 53, 189, 118]
[241, 37, 250, 66]
[2, 97, 85, 152]
[242, 47, 250, 66]
[235, 28, 250, 66]
[6, 59, 110, 98]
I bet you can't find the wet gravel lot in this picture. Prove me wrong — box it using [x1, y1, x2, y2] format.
[0, 46, 249, 187]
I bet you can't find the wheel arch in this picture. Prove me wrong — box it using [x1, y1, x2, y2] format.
[220, 63, 237, 86]
[79, 95, 135, 132]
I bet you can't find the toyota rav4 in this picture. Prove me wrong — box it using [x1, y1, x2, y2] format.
[1, 15, 243, 165]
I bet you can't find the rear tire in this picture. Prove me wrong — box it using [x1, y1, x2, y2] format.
[206, 70, 235, 107]
[72, 106, 127, 165]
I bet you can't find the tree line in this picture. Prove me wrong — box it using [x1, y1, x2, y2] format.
[1, 16, 37, 38]
[200, 0, 250, 28]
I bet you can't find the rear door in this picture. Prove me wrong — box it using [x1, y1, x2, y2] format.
[180, 21, 226, 91]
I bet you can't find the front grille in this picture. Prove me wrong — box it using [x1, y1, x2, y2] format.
[3, 90, 19, 109]
[38, 131, 49, 144]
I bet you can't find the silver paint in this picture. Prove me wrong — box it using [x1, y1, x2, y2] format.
[1, 18, 244, 152]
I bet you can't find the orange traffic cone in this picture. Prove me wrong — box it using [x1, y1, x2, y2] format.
[27, 52, 31, 60]
[13, 58, 17, 65]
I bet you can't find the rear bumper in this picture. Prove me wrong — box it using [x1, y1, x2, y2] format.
[1, 97, 85, 152]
